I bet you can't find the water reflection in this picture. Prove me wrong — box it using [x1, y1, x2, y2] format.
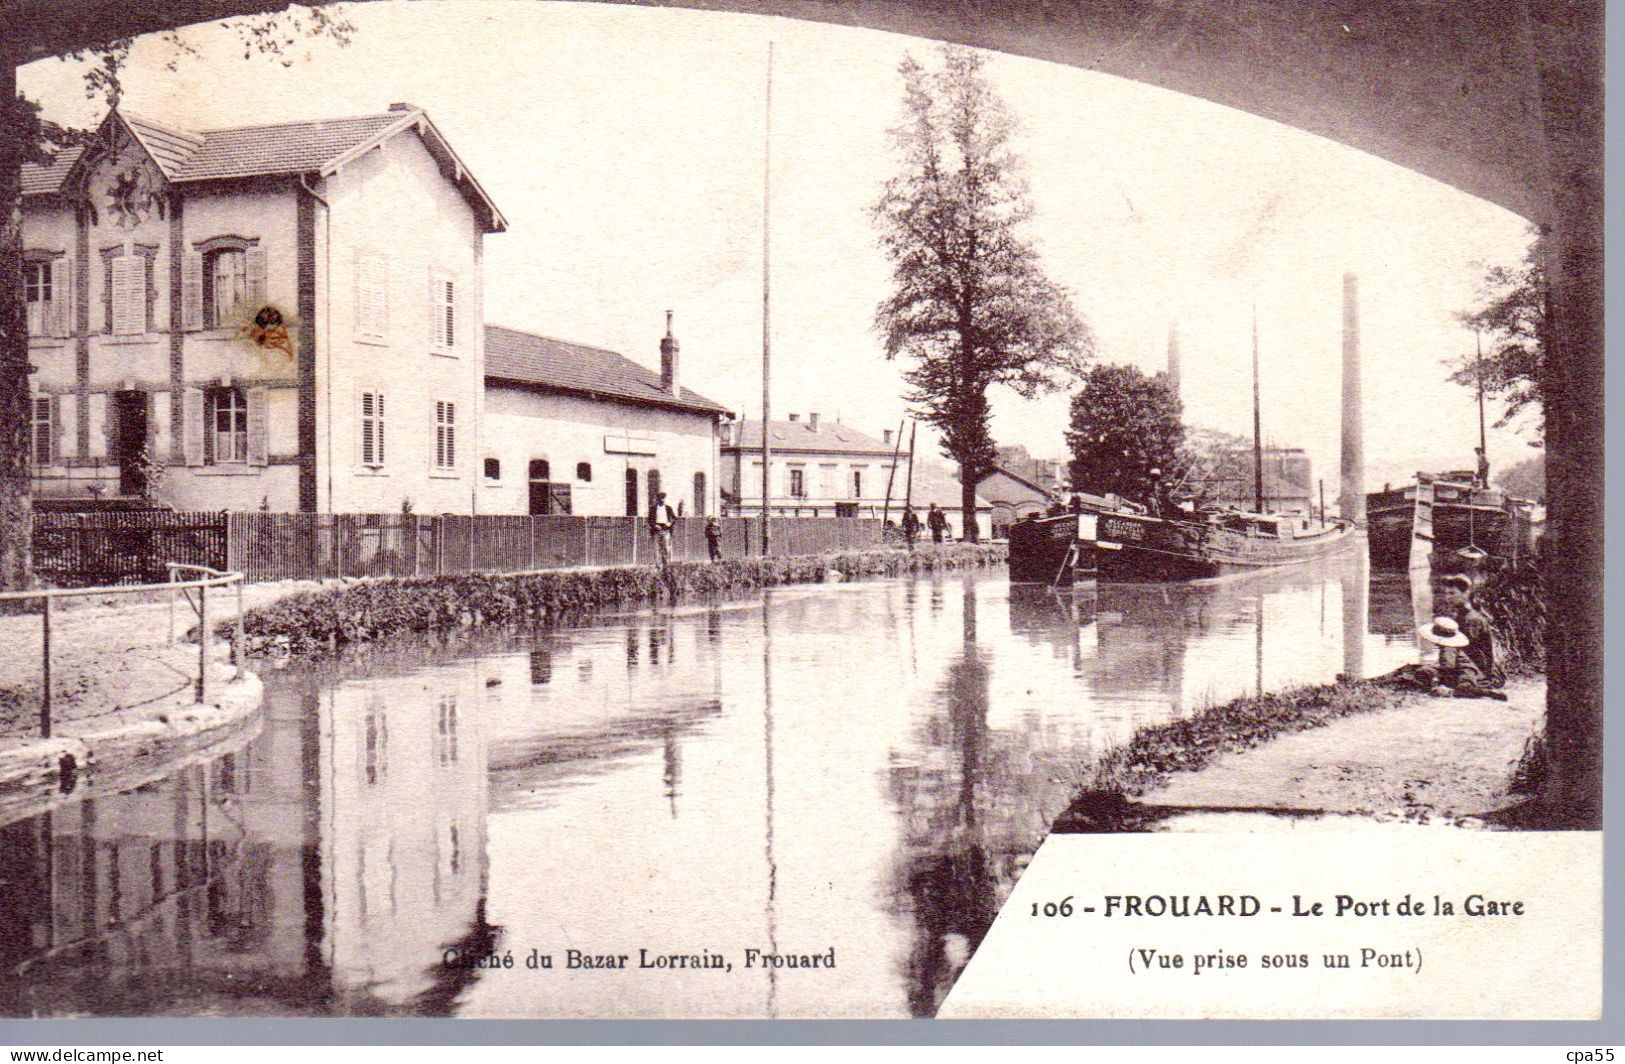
[1, 562, 1415, 1019]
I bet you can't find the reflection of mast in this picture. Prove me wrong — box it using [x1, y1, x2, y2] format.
[1341, 553, 1370, 680]
[1254, 596, 1264, 697]
[1251, 304, 1264, 513]
[761, 602, 778, 1016]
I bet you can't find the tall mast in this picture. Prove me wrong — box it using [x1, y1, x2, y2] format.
[1252, 302, 1264, 513]
[759, 42, 774, 555]
[1476, 328, 1488, 459]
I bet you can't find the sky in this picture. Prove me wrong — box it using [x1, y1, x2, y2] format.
[19, 0, 1540, 494]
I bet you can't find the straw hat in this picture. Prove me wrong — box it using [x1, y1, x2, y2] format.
[1418, 615, 1470, 648]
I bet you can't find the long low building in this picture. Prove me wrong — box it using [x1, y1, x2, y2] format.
[481, 319, 731, 518]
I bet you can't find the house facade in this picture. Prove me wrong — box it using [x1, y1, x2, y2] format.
[977, 464, 1056, 537]
[480, 321, 730, 517]
[21, 104, 504, 513]
[722, 416, 908, 518]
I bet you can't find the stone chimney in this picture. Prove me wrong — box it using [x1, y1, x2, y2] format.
[1339, 273, 1365, 525]
[660, 310, 680, 397]
[883, 429, 893, 445]
[809, 412, 821, 431]
[788, 413, 799, 422]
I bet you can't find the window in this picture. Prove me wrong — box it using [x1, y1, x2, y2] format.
[819, 464, 836, 498]
[206, 388, 248, 465]
[852, 469, 864, 498]
[31, 397, 52, 467]
[105, 251, 149, 336]
[529, 459, 550, 481]
[355, 253, 389, 341]
[693, 471, 707, 517]
[647, 469, 661, 507]
[624, 468, 639, 516]
[576, 461, 592, 482]
[205, 248, 247, 328]
[431, 273, 456, 352]
[359, 391, 386, 468]
[484, 457, 501, 480]
[434, 400, 457, 470]
[789, 467, 805, 499]
[24, 262, 50, 337]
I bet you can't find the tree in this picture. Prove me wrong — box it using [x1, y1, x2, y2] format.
[1, 4, 352, 590]
[1448, 228, 1547, 439]
[1065, 364, 1184, 501]
[1495, 452, 1545, 502]
[872, 46, 1090, 541]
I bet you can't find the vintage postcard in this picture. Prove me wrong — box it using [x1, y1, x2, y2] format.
[0, 0, 1605, 1035]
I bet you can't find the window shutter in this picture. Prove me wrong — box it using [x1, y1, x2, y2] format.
[429, 271, 443, 348]
[376, 393, 386, 464]
[247, 386, 269, 467]
[245, 247, 267, 310]
[182, 252, 203, 330]
[126, 256, 147, 335]
[49, 258, 69, 337]
[50, 395, 63, 463]
[110, 257, 134, 335]
[358, 392, 372, 467]
[183, 387, 205, 466]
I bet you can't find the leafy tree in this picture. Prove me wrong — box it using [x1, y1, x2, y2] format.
[1, 4, 353, 589]
[1066, 364, 1184, 502]
[1448, 228, 1547, 438]
[872, 46, 1091, 540]
[1495, 452, 1545, 502]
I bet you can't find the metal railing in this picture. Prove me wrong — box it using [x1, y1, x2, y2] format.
[0, 563, 246, 739]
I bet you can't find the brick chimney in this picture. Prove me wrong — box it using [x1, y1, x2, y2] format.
[883, 429, 893, 445]
[660, 310, 680, 397]
[788, 413, 799, 422]
[809, 412, 820, 431]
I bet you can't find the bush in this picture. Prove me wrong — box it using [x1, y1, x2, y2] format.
[236, 542, 1007, 657]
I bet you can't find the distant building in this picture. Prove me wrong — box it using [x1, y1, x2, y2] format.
[481, 318, 730, 517]
[1187, 446, 1315, 516]
[977, 464, 1055, 537]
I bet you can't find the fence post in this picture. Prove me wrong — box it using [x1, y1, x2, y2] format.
[435, 517, 444, 576]
[167, 565, 176, 645]
[40, 596, 52, 739]
[528, 517, 536, 571]
[197, 580, 210, 704]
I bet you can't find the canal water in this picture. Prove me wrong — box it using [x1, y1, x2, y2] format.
[0, 562, 1419, 1019]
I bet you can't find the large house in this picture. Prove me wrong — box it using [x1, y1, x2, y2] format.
[481, 319, 731, 517]
[22, 104, 503, 513]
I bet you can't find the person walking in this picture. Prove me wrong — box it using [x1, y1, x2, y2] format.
[649, 491, 677, 566]
[705, 515, 723, 562]
[927, 503, 947, 545]
[901, 506, 921, 551]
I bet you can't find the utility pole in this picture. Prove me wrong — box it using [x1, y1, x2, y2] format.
[759, 42, 774, 556]
[1251, 303, 1264, 513]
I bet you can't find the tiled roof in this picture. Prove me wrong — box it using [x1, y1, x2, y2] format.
[728, 418, 900, 457]
[20, 146, 83, 196]
[901, 464, 991, 511]
[484, 325, 730, 417]
[21, 107, 503, 230]
[172, 112, 405, 181]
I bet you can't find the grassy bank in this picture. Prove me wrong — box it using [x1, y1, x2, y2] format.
[1085, 678, 1409, 798]
[236, 542, 1007, 658]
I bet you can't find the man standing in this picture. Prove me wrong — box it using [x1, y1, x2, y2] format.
[927, 503, 947, 545]
[705, 515, 723, 562]
[650, 491, 677, 566]
[901, 506, 921, 550]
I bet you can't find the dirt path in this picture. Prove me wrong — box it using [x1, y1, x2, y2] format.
[0, 578, 324, 745]
[1142, 678, 1545, 822]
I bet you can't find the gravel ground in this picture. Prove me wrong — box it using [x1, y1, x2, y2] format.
[1143, 678, 1546, 822]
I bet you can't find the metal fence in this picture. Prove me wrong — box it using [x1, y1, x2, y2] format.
[32, 511, 228, 587]
[169, 513, 884, 584]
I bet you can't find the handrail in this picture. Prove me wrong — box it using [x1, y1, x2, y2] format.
[1, 563, 246, 739]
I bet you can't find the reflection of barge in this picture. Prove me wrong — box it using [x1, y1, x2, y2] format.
[1367, 471, 1535, 570]
[1009, 506, 1357, 583]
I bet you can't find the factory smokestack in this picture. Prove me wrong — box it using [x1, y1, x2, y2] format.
[1339, 273, 1365, 525]
[1166, 320, 1181, 400]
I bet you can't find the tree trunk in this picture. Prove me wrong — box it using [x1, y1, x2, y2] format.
[1529, 1, 1602, 829]
[0, 52, 33, 592]
[959, 464, 979, 542]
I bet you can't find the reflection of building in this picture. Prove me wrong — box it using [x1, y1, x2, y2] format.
[0, 659, 491, 1014]
[481, 320, 730, 518]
